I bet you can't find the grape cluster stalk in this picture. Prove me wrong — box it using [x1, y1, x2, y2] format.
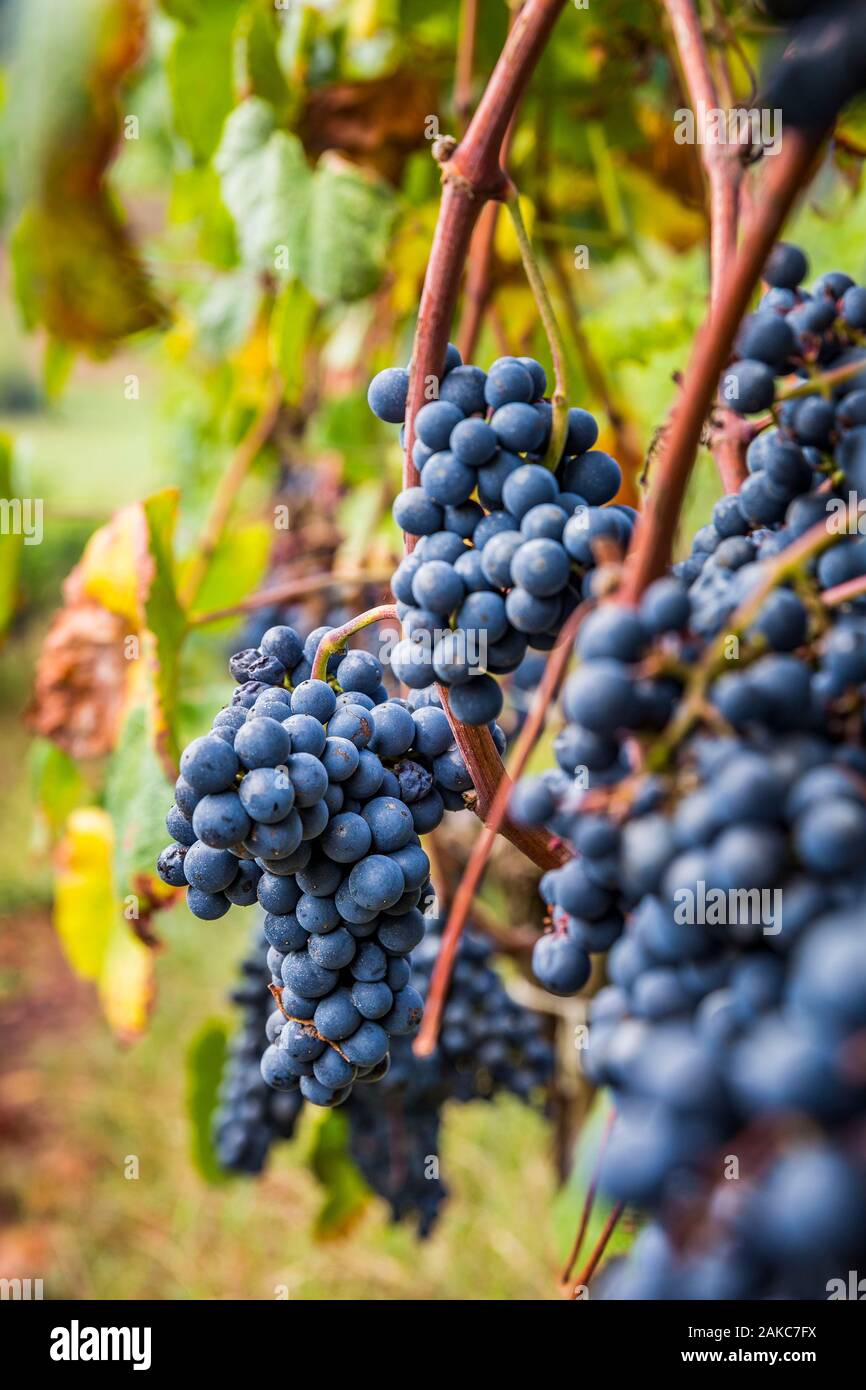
[511, 243, 866, 1298]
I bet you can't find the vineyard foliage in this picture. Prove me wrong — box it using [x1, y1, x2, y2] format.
[3, 0, 866, 1240]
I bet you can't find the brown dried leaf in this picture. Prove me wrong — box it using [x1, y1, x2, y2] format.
[26, 601, 131, 760]
[299, 73, 440, 183]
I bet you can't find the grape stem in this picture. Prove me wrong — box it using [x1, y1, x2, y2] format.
[436, 686, 569, 872]
[662, 0, 740, 313]
[619, 126, 825, 605]
[402, 0, 568, 518]
[456, 102, 520, 362]
[646, 499, 861, 768]
[570, 1200, 625, 1298]
[180, 377, 284, 611]
[414, 599, 589, 1058]
[823, 572, 866, 607]
[662, 0, 747, 494]
[453, 0, 479, 131]
[396, 0, 567, 877]
[559, 1105, 617, 1286]
[504, 188, 571, 469]
[310, 605, 398, 683]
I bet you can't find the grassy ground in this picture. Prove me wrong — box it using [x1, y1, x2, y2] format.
[1, 895, 588, 1300]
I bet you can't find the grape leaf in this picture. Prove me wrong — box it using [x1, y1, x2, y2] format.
[164, 0, 237, 161]
[104, 692, 177, 911]
[28, 740, 90, 844]
[185, 1019, 231, 1185]
[269, 279, 318, 404]
[140, 489, 187, 769]
[183, 519, 272, 624]
[308, 1110, 369, 1238]
[304, 153, 396, 303]
[9, 0, 166, 353]
[53, 807, 156, 1041]
[215, 98, 311, 275]
[0, 436, 22, 639]
[216, 99, 396, 303]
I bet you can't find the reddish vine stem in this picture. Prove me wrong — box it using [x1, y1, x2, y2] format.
[397, 0, 567, 874]
[414, 599, 588, 1058]
[402, 0, 568, 521]
[571, 1200, 625, 1297]
[189, 568, 391, 627]
[456, 99, 521, 364]
[456, 201, 500, 362]
[663, 0, 740, 313]
[436, 686, 568, 872]
[559, 1107, 617, 1286]
[823, 573, 866, 608]
[663, 0, 747, 494]
[619, 127, 824, 605]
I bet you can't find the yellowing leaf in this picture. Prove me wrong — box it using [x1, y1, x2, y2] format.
[76, 503, 149, 625]
[63, 489, 185, 767]
[495, 194, 535, 265]
[0, 436, 22, 639]
[54, 808, 117, 980]
[99, 921, 155, 1043]
[184, 519, 272, 622]
[54, 806, 156, 1041]
[10, 0, 166, 353]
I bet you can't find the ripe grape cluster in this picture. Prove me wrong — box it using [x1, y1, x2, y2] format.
[672, 245, 866, 639]
[368, 347, 630, 724]
[213, 924, 303, 1174]
[346, 914, 554, 1234]
[511, 246, 866, 1298]
[156, 621, 507, 1107]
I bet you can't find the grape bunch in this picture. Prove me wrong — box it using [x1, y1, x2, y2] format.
[368, 347, 631, 724]
[346, 914, 554, 1234]
[506, 246, 866, 1297]
[156, 621, 509, 1107]
[515, 607, 866, 1295]
[671, 244, 866, 636]
[213, 924, 303, 1174]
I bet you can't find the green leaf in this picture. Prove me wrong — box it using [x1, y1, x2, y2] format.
[215, 98, 310, 274]
[104, 696, 176, 907]
[304, 154, 396, 304]
[28, 739, 90, 842]
[196, 272, 262, 359]
[165, 3, 237, 161]
[185, 1019, 231, 1185]
[269, 279, 318, 403]
[235, 1, 292, 117]
[185, 519, 272, 624]
[141, 488, 187, 768]
[308, 1109, 369, 1237]
[43, 338, 75, 401]
[168, 167, 238, 268]
[0, 436, 22, 639]
[215, 100, 396, 303]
